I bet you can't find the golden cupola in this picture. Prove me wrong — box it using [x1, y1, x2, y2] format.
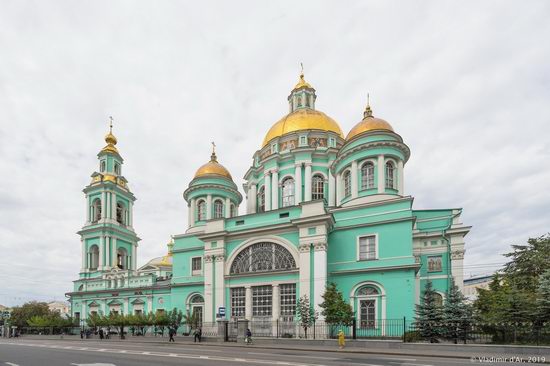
[346, 100, 394, 141]
[194, 144, 233, 180]
[262, 68, 344, 148]
[100, 118, 119, 155]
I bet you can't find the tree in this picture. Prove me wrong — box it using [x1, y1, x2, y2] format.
[415, 280, 443, 343]
[167, 308, 183, 331]
[318, 282, 354, 326]
[442, 279, 472, 343]
[182, 310, 200, 332]
[535, 269, 550, 324]
[503, 234, 550, 293]
[296, 295, 317, 339]
[10, 302, 50, 328]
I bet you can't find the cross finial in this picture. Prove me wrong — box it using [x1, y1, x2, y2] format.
[300, 62, 304, 76]
[210, 141, 217, 162]
[109, 116, 113, 133]
[364, 93, 373, 118]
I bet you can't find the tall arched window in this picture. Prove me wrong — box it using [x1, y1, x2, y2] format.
[114, 162, 120, 175]
[312, 175, 324, 200]
[197, 200, 206, 221]
[230, 204, 237, 218]
[258, 186, 265, 212]
[213, 200, 224, 219]
[100, 161, 106, 172]
[116, 202, 126, 225]
[92, 199, 102, 222]
[361, 162, 375, 190]
[88, 245, 99, 270]
[230, 243, 296, 275]
[343, 170, 351, 197]
[282, 178, 295, 207]
[117, 248, 128, 270]
[385, 162, 395, 189]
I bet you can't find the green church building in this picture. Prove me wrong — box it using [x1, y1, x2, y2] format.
[67, 72, 470, 336]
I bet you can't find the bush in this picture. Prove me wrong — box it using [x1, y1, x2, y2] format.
[403, 330, 422, 343]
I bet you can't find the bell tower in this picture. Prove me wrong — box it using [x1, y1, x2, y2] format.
[78, 118, 140, 277]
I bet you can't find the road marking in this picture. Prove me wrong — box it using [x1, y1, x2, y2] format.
[6, 362, 20, 366]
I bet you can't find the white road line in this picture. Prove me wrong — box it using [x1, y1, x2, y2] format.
[6, 362, 20, 366]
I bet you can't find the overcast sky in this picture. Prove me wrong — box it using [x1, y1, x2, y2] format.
[1, 0, 549, 307]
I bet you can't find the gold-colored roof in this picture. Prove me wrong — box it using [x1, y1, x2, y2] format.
[346, 104, 394, 141]
[194, 150, 233, 180]
[147, 238, 174, 267]
[101, 119, 119, 154]
[293, 72, 312, 90]
[262, 108, 344, 147]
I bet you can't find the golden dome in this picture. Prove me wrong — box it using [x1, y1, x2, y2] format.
[194, 149, 233, 180]
[147, 255, 173, 267]
[262, 109, 344, 147]
[346, 105, 394, 141]
[293, 72, 312, 90]
[101, 118, 119, 154]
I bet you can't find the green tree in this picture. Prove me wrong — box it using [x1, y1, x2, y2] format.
[415, 280, 443, 343]
[182, 310, 200, 332]
[167, 308, 183, 331]
[503, 234, 550, 292]
[10, 302, 51, 328]
[442, 279, 472, 343]
[535, 269, 550, 324]
[318, 282, 354, 326]
[296, 295, 317, 339]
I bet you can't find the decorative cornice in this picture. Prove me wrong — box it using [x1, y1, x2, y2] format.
[451, 250, 465, 260]
[183, 182, 243, 203]
[330, 263, 421, 275]
[204, 255, 214, 263]
[299, 243, 310, 253]
[313, 242, 327, 251]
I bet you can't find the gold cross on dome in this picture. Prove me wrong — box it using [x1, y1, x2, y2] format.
[109, 116, 113, 133]
[211, 141, 216, 154]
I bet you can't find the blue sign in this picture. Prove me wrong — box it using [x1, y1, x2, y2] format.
[218, 307, 226, 317]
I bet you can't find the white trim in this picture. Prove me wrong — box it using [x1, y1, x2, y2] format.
[190, 256, 203, 276]
[349, 280, 387, 297]
[419, 275, 449, 280]
[227, 280, 296, 288]
[356, 233, 379, 261]
[311, 170, 328, 179]
[278, 173, 294, 184]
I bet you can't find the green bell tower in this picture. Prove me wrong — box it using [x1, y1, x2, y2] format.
[78, 118, 140, 279]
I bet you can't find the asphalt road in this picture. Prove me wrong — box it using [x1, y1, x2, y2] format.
[0, 339, 544, 366]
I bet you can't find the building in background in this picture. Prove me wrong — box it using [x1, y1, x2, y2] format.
[464, 274, 494, 302]
[47, 301, 71, 318]
[67, 72, 471, 334]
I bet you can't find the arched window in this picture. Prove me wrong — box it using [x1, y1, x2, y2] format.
[114, 162, 120, 175]
[258, 186, 265, 212]
[385, 162, 395, 189]
[343, 170, 351, 197]
[116, 202, 126, 225]
[230, 204, 237, 218]
[357, 286, 379, 296]
[312, 175, 324, 200]
[92, 199, 101, 222]
[433, 293, 444, 307]
[190, 294, 204, 304]
[213, 200, 224, 219]
[117, 248, 128, 270]
[282, 177, 295, 207]
[100, 161, 106, 172]
[197, 200, 206, 221]
[230, 243, 296, 275]
[361, 162, 375, 190]
[88, 245, 99, 270]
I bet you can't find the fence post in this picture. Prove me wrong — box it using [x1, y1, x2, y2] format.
[313, 318, 316, 340]
[352, 318, 357, 340]
[276, 319, 279, 339]
[402, 317, 406, 342]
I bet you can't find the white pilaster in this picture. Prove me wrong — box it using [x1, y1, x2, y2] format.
[204, 255, 214, 322]
[215, 255, 225, 316]
[132, 244, 137, 271]
[304, 163, 312, 201]
[351, 160, 358, 198]
[328, 170, 336, 206]
[128, 201, 133, 227]
[377, 155, 385, 193]
[245, 286, 252, 320]
[85, 196, 90, 223]
[298, 244, 311, 301]
[101, 192, 107, 219]
[294, 163, 302, 204]
[206, 194, 212, 220]
[397, 160, 404, 195]
[189, 198, 196, 227]
[225, 197, 231, 218]
[264, 172, 271, 211]
[336, 173, 342, 205]
[81, 239, 86, 271]
[111, 192, 117, 221]
[271, 169, 279, 210]
[98, 236, 104, 270]
[82, 300, 87, 321]
[313, 243, 327, 318]
[111, 237, 117, 267]
[147, 296, 153, 314]
[249, 183, 257, 214]
[272, 284, 280, 322]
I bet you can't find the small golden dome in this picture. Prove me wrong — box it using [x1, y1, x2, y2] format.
[194, 149, 233, 180]
[101, 117, 119, 154]
[105, 132, 117, 145]
[262, 109, 344, 147]
[293, 72, 312, 90]
[346, 104, 394, 141]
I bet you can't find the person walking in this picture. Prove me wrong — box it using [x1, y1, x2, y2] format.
[337, 329, 345, 349]
[99, 328, 104, 340]
[245, 328, 252, 345]
[168, 327, 176, 342]
[193, 327, 202, 343]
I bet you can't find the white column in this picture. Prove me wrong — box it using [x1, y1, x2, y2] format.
[377, 155, 385, 194]
[111, 237, 117, 267]
[351, 160, 358, 199]
[225, 197, 231, 217]
[397, 160, 404, 195]
[294, 163, 302, 204]
[204, 255, 214, 322]
[313, 243, 327, 318]
[206, 194, 212, 220]
[98, 236, 104, 270]
[101, 192, 107, 219]
[85, 196, 90, 223]
[82, 301, 87, 321]
[245, 286, 252, 320]
[304, 163, 312, 201]
[124, 298, 129, 315]
[147, 296, 153, 314]
[271, 169, 279, 210]
[249, 184, 257, 214]
[189, 198, 196, 227]
[328, 170, 336, 206]
[215, 255, 225, 316]
[272, 284, 280, 322]
[129, 201, 133, 226]
[132, 244, 137, 271]
[336, 173, 342, 205]
[111, 192, 117, 221]
[264, 172, 271, 211]
[298, 244, 311, 301]
[81, 239, 86, 271]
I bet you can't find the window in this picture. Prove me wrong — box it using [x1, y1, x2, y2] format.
[280, 284, 296, 320]
[231, 287, 246, 318]
[385, 162, 394, 189]
[197, 200, 206, 221]
[300, 136, 307, 146]
[134, 309, 143, 315]
[191, 257, 202, 276]
[213, 200, 224, 219]
[252, 285, 272, 317]
[312, 175, 324, 200]
[360, 299, 376, 328]
[329, 137, 336, 147]
[230, 242, 296, 275]
[358, 235, 377, 260]
[357, 286, 379, 296]
[100, 161, 106, 172]
[282, 177, 295, 207]
[117, 248, 128, 269]
[92, 199, 101, 222]
[116, 202, 125, 225]
[428, 256, 442, 272]
[114, 162, 120, 175]
[343, 170, 351, 197]
[361, 162, 375, 189]
[230, 204, 237, 217]
[88, 245, 99, 270]
[258, 186, 265, 212]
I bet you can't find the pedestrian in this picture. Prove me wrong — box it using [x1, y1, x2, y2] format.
[169, 327, 176, 342]
[245, 328, 252, 345]
[193, 327, 202, 343]
[337, 329, 345, 349]
[99, 328, 104, 340]
[80, 330, 84, 339]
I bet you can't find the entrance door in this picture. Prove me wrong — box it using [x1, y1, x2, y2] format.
[360, 299, 376, 328]
[191, 305, 203, 325]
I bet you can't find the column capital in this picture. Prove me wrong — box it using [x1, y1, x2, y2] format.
[313, 242, 328, 252]
[215, 255, 225, 262]
[304, 161, 312, 167]
[299, 243, 311, 253]
[451, 250, 465, 260]
[204, 255, 215, 263]
[294, 162, 304, 167]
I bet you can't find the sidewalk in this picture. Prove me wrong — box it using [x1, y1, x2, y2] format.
[12, 335, 550, 361]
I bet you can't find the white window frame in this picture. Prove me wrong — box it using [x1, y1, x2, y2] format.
[191, 256, 202, 276]
[360, 160, 375, 190]
[356, 234, 379, 261]
[343, 169, 352, 197]
[213, 199, 224, 219]
[281, 177, 295, 207]
[358, 297, 378, 329]
[197, 200, 206, 221]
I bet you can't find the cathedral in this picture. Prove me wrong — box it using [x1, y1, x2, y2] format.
[67, 71, 470, 335]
